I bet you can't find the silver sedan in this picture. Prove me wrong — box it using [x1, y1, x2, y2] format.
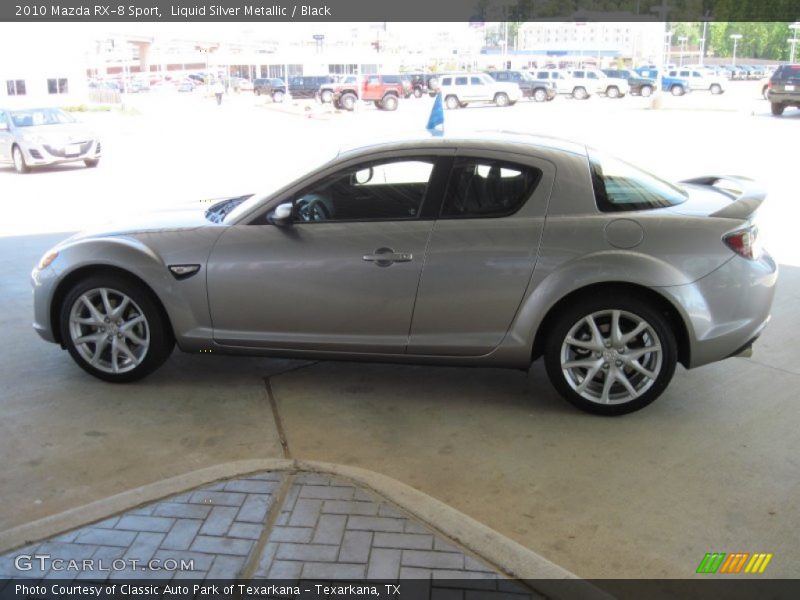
[31, 134, 777, 415]
[0, 107, 101, 173]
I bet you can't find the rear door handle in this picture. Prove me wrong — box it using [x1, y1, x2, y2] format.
[362, 247, 413, 267]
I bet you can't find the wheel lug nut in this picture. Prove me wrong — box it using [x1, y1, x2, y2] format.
[604, 341, 611, 348]
[602, 363, 609, 369]
[106, 335, 112, 341]
[104, 317, 110, 323]
[100, 327, 105, 332]
[616, 360, 623, 367]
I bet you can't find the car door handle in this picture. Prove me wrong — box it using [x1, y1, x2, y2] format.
[362, 247, 413, 267]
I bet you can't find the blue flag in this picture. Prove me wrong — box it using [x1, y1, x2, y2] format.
[426, 92, 444, 133]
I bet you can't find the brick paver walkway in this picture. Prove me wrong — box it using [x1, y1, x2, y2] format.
[0, 472, 534, 597]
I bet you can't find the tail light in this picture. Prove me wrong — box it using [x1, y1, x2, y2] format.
[723, 225, 762, 260]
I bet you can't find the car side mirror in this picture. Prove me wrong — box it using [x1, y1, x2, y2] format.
[268, 202, 294, 226]
[351, 167, 373, 185]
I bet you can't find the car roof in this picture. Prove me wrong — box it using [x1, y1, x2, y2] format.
[335, 131, 587, 160]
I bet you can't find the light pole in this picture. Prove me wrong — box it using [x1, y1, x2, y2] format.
[790, 23, 800, 63]
[730, 34, 742, 67]
[678, 36, 687, 66]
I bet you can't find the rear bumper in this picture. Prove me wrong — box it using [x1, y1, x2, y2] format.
[658, 252, 778, 369]
[767, 90, 800, 105]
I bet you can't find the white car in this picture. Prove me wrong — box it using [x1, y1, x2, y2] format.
[667, 68, 725, 94]
[570, 69, 630, 98]
[438, 73, 521, 109]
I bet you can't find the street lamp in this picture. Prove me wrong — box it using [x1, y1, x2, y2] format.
[790, 23, 800, 63]
[678, 36, 688, 66]
[730, 34, 742, 67]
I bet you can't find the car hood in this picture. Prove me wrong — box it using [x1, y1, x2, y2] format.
[57, 203, 216, 246]
[17, 123, 95, 142]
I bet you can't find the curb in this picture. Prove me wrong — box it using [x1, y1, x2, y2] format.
[0, 459, 611, 600]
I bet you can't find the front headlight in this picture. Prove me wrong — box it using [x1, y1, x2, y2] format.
[37, 250, 59, 270]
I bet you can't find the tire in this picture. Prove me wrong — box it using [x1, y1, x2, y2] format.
[413, 87, 423, 98]
[671, 85, 685, 96]
[255, 89, 261, 97]
[59, 274, 174, 383]
[272, 90, 284, 103]
[459, 102, 469, 108]
[12, 145, 29, 174]
[771, 102, 785, 116]
[381, 94, 398, 111]
[543, 293, 677, 416]
[533, 88, 548, 102]
[607, 86, 620, 99]
[320, 89, 333, 103]
[445, 95, 460, 110]
[333, 99, 341, 109]
[374, 100, 383, 108]
[710, 84, 722, 95]
[494, 92, 510, 107]
[640, 85, 653, 98]
[341, 93, 357, 111]
[84, 158, 100, 168]
[572, 87, 588, 100]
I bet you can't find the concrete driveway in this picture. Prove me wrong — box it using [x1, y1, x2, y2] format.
[1, 85, 799, 579]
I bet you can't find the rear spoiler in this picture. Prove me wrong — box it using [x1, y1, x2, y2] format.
[680, 175, 766, 220]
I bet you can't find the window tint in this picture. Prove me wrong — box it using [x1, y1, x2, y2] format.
[442, 159, 542, 218]
[383, 75, 400, 83]
[470, 76, 483, 85]
[455, 76, 468, 85]
[441, 77, 452, 86]
[588, 149, 687, 212]
[291, 159, 435, 223]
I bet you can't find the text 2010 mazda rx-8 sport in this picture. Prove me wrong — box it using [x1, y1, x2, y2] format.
[31, 134, 777, 415]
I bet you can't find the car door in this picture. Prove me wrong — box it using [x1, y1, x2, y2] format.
[408, 150, 556, 356]
[0, 111, 11, 162]
[206, 153, 453, 353]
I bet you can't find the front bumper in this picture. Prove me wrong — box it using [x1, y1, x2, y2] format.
[658, 252, 778, 369]
[31, 263, 61, 344]
[21, 139, 101, 167]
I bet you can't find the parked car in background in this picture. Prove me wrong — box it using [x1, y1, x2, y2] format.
[176, 79, 195, 93]
[331, 74, 405, 111]
[319, 75, 358, 104]
[636, 68, 692, 96]
[31, 133, 777, 416]
[403, 73, 438, 98]
[0, 107, 101, 173]
[666, 68, 725, 94]
[438, 73, 522, 108]
[766, 63, 800, 116]
[602, 69, 656, 97]
[531, 69, 570, 94]
[570, 69, 630, 98]
[288, 75, 335, 99]
[254, 78, 287, 102]
[484, 70, 556, 102]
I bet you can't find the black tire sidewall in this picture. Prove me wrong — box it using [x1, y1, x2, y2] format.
[59, 275, 174, 383]
[543, 293, 678, 416]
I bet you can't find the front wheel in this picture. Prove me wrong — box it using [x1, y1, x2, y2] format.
[445, 95, 460, 110]
[413, 88, 423, 98]
[60, 275, 174, 382]
[340, 93, 357, 111]
[12, 146, 30, 174]
[272, 90, 285, 103]
[606, 86, 620, 99]
[671, 85, 685, 96]
[320, 89, 333, 103]
[572, 87, 588, 100]
[543, 294, 677, 416]
[710, 84, 722, 95]
[533, 88, 548, 102]
[381, 95, 398, 111]
[494, 92, 510, 107]
[640, 85, 653, 97]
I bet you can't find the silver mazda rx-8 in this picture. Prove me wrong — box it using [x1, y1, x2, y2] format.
[31, 134, 777, 415]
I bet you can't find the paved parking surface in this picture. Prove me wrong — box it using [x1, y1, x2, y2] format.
[2, 83, 799, 579]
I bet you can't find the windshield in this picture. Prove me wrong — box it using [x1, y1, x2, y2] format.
[10, 108, 75, 127]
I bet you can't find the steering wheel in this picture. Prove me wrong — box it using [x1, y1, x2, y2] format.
[297, 196, 332, 221]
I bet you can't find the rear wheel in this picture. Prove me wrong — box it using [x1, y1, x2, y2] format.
[533, 88, 548, 102]
[710, 83, 722, 95]
[413, 87, 423, 98]
[771, 102, 785, 116]
[543, 294, 677, 416]
[494, 92, 510, 107]
[272, 90, 284, 103]
[12, 145, 29, 174]
[572, 86, 588, 100]
[320, 89, 333, 103]
[60, 275, 174, 383]
[445, 95, 460, 110]
[607, 86, 620, 99]
[381, 94, 398, 111]
[671, 85, 685, 96]
[640, 85, 653, 97]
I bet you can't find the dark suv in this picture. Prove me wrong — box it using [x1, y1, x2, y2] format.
[602, 69, 656, 97]
[767, 64, 800, 116]
[288, 75, 335, 99]
[484, 70, 556, 102]
[253, 78, 287, 102]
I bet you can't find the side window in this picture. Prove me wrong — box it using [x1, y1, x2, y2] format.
[494, 72, 506, 81]
[470, 76, 483, 85]
[441, 77, 452, 86]
[574, 72, 585, 79]
[290, 159, 435, 223]
[588, 72, 598, 79]
[384, 75, 400, 84]
[441, 159, 542, 219]
[536, 71, 547, 79]
[367, 75, 380, 85]
[588, 149, 687, 212]
[455, 76, 468, 86]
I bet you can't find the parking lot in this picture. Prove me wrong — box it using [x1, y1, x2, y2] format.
[2, 81, 799, 579]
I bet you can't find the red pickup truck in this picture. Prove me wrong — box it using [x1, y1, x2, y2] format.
[329, 74, 404, 111]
